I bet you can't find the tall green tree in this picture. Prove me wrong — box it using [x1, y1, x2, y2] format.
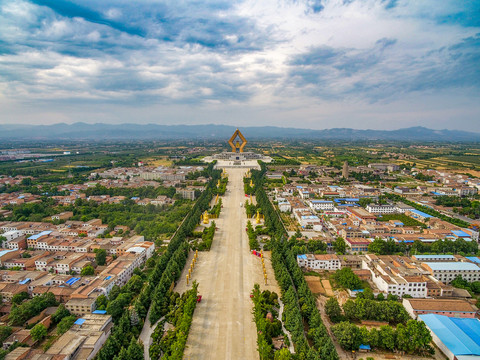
[274, 348, 292, 360]
[126, 338, 144, 360]
[57, 316, 76, 335]
[81, 265, 95, 276]
[331, 322, 362, 351]
[11, 292, 29, 305]
[333, 268, 362, 290]
[30, 323, 47, 342]
[325, 297, 343, 323]
[95, 249, 107, 266]
[333, 237, 346, 254]
[51, 304, 71, 324]
[379, 325, 396, 351]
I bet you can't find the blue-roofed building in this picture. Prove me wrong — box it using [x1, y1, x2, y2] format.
[358, 344, 371, 351]
[0, 249, 16, 260]
[451, 229, 472, 240]
[412, 254, 456, 262]
[467, 257, 480, 264]
[27, 230, 52, 241]
[92, 310, 107, 314]
[419, 314, 480, 360]
[407, 209, 434, 221]
[65, 277, 80, 286]
[74, 318, 86, 325]
[422, 262, 480, 284]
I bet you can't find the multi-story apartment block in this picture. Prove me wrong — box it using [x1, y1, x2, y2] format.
[366, 204, 396, 214]
[309, 200, 335, 212]
[421, 262, 480, 284]
[363, 255, 428, 298]
[297, 254, 341, 270]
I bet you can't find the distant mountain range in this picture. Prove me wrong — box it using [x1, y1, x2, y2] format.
[0, 123, 479, 142]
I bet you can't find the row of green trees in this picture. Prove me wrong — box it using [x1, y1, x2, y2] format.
[197, 222, 216, 251]
[209, 198, 222, 218]
[245, 200, 258, 218]
[384, 193, 470, 227]
[286, 235, 327, 257]
[247, 220, 260, 250]
[83, 184, 176, 199]
[94, 270, 149, 359]
[331, 320, 432, 354]
[214, 177, 228, 195]
[368, 237, 479, 256]
[244, 176, 255, 195]
[251, 284, 285, 359]
[435, 196, 480, 219]
[149, 282, 199, 359]
[375, 213, 425, 227]
[251, 164, 338, 359]
[327, 297, 410, 324]
[148, 165, 220, 324]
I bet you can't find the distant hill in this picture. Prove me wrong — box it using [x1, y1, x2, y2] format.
[0, 123, 479, 142]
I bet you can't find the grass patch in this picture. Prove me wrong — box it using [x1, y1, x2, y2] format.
[376, 214, 425, 227]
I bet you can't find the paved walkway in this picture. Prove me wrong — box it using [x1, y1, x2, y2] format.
[174, 167, 280, 360]
[138, 307, 163, 360]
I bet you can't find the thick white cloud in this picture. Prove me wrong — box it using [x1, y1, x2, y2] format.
[0, 0, 479, 131]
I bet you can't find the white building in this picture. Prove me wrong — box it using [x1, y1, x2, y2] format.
[395, 203, 414, 213]
[277, 199, 292, 212]
[126, 241, 155, 260]
[366, 204, 396, 214]
[363, 256, 428, 298]
[297, 254, 341, 270]
[462, 228, 479, 242]
[422, 262, 480, 284]
[1, 230, 22, 242]
[294, 211, 321, 229]
[456, 186, 477, 196]
[309, 200, 335, 212]
[372, 273, 427, 298]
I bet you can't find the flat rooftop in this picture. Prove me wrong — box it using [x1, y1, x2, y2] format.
[406, 298, 476, 313]
[419, 314, 480, 358]
[414, 255, 455, 260]
[424, 262, 480, 271]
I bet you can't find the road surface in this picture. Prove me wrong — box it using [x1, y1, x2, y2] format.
[138, 306, 163, 360]
[175, 167, 280, 360]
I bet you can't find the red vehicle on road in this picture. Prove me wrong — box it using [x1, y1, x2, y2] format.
[197, 295, 202, 303]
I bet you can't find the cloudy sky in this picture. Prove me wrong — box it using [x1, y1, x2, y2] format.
[0, 0, 479, 131]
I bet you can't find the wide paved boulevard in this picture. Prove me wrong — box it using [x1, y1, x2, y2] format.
[175, 167, 279, 360]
